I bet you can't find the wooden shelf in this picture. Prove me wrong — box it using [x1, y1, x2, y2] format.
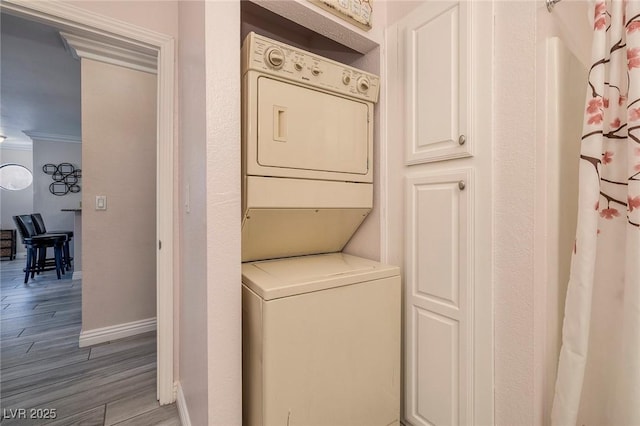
[245, 0, 381, 54]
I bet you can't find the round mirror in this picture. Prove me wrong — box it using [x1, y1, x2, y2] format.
[0, 163, 33, 191]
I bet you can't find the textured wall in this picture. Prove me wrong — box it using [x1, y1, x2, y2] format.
[385, 0, 423, 26]
[67, 1, 179, 38]
[204, 2, 243, 423]
[494, 2, 537, 424]
[81, 59, 157, 331]
[537, 0, 592, 67]
[178, 2, 209, 424]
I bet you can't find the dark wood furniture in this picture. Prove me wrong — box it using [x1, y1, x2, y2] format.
[1, 229, 17, 260]
[31, 213, 74, 270]
[13, 215, 66, 283]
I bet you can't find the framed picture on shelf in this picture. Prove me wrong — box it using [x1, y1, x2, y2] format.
[309, 0, 372, 31]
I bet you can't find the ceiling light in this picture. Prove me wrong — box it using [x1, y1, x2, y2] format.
[0, 163, 33, 190]
[0, 136, 6, 143]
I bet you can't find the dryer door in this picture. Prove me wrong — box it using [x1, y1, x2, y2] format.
[253, 76, 371, 181]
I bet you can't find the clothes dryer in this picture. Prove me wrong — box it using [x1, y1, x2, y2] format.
[241, 32, 380, 262]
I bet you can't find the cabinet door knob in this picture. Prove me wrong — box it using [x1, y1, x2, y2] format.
[458, 180, 466, 190]
[458, 135, 466, 145]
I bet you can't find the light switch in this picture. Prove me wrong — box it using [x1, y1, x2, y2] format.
[96, 195, 107, 210]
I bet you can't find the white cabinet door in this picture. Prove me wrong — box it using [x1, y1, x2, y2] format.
[400, 1, 470, 165]
[404, 170, 471, 426]
[386, 1, 494, 425]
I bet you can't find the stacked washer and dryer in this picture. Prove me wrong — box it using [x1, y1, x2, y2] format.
[241, 32, 400, 426]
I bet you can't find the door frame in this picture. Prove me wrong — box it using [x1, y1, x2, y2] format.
[0, 0, 176, 405]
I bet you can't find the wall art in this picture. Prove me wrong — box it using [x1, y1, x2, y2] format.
[309, 0, 372, 31]
[43, 163, 81, 196]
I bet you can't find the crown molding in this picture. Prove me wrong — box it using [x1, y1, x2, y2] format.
[60, 31, 157, 75]
[23, 131, 81, 144]
[0, 141, 32, 152]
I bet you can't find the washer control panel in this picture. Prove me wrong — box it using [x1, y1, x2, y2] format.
[242, 32, 380, 103]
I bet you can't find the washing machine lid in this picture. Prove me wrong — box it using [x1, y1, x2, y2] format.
[242, 253, 399, 300]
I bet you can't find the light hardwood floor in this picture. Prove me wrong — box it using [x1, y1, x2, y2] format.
[0, 257, 181, 425]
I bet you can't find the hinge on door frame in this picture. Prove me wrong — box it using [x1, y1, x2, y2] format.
[159, 240, 162, 250]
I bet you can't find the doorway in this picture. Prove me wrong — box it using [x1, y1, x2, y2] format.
[0, 0, 175, 405]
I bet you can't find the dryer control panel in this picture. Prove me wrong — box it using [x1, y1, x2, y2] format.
[242, 32, 380, 103]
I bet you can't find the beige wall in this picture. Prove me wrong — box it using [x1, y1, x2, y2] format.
[179, 2, 244, 424]
[494, 2, 538, 424]
[67, 1, 179, 38]
[178, 2, 209, 425]
[537, 0, 592, 67]
[385, 0, 423, 26]
[81, 59, 157, 331]
[203, 2, 243, 423]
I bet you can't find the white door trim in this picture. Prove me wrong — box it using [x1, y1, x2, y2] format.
[1, 0, 176, 405]
[79, 317, 157, 348]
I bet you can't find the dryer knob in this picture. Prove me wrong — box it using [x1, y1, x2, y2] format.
[357, 77, 370, 93]
[311, 66, 321, 76]
[265, 47, 285, 69]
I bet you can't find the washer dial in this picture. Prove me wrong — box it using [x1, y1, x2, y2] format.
[265, 47, 285, 69]
[357, 77, 370, 93]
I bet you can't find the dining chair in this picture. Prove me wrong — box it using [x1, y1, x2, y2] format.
[13, 215, 66, 283]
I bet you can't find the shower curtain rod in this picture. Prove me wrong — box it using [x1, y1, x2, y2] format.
[546, 0, 562, 12]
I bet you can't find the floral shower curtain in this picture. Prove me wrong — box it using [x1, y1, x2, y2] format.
[552, 1, 640, 424]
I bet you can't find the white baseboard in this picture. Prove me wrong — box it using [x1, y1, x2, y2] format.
[72, 271, 83, 280]
[176, 382, 192, 426]
[79, 317, 156, 347]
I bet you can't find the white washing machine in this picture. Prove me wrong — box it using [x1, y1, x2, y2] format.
[241, 33, 400, 426]
[242, 253, 400, 426]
